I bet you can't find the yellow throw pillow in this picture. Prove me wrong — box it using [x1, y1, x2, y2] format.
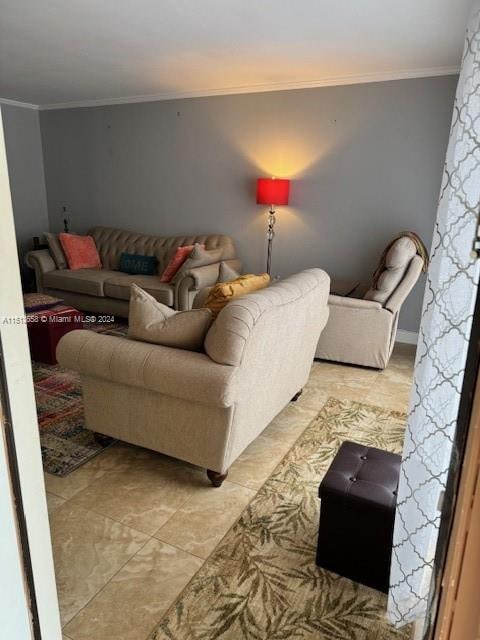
[205, 273, 270, 318]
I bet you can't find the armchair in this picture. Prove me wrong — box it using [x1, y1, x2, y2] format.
[315, 235, 426, 369]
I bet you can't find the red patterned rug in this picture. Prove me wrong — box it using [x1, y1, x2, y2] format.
[33, 322, 127, 476]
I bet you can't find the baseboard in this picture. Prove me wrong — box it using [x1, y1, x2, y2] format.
[396, 329, 418, 345]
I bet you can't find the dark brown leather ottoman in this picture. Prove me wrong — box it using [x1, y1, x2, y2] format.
[316, 440, 401, 592]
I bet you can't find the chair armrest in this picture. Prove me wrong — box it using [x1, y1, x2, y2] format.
[316, 300, 395, 368]
[175, 259, 242, 310]
[178, 259, 242, 290]
[56, 330, 236, 407]
[328, 294, 384, 310]
[179, 263, 221, 290]
[25, 250, 56, 292]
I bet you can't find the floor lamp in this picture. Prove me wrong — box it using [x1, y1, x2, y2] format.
[256, 177, 290, 276]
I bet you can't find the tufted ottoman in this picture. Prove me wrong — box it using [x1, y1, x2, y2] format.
[316, 440, 401, 592]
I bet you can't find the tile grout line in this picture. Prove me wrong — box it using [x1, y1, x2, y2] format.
[63, 533, 153, 633]
[65, 499, 161, 538]
[56, 503, 154, 628]
[45, 486, 69, 501]
[44, 442, 126, 502]
[61, 494, 215, 629]
[150, 534, 208, 561]
[50, 496, 150, 535]
[64, 530, 207, 635]
[150, 479, 257, 549]
[68, 467, 227, 536]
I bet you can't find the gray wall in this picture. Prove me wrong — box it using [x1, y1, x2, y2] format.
[40, 76, 457, 331]
[2, 104, 49, 277]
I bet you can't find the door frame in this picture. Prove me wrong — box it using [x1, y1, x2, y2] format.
[0, 107, 61, 639]
[433, 370, 480, 639]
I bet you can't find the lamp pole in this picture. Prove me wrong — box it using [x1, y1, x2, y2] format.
[266, 206, 276, 276]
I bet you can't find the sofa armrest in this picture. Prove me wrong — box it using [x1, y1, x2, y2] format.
[25, 249, 56, 292]
[175, 259, 242, 310]
[56, 330, 236, 407]
[328, 294, 384, 310]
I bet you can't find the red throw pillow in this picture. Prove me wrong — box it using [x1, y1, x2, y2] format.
[59, 233, 102, 270]
[160, 245, 195, 283]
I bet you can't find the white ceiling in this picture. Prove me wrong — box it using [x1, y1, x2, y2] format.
[0, 0, 471, 109]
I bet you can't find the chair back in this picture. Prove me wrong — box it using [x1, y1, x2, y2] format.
[364, 236, 422, 308]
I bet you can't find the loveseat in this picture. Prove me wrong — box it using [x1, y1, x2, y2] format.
[26, 226, 241, 314]
[57, 269, 330, 485]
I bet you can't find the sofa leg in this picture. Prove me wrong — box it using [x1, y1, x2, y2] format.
[207, 469, 228, 487]
[291, 389, 303, 402]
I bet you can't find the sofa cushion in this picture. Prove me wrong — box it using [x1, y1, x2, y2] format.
[128, 284, 213, 351]
[43, 268, 116, 297]
[104, 274, 174, 306]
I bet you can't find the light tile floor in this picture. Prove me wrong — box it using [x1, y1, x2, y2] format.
[45, 343, 416, 639]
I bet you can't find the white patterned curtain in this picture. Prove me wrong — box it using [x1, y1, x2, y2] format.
[388, 1, 480, 628]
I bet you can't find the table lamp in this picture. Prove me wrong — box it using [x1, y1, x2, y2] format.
[256, 177, 290, 275]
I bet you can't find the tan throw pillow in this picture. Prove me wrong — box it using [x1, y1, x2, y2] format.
[205, 273, 270, 318]
[172, 244, 223, 283]
[217, 261, 240, 283]
[128, 284, 213, 351]
[44, 232, 67, 269]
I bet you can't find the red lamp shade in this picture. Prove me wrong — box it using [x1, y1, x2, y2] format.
[256, 178, 290, 206]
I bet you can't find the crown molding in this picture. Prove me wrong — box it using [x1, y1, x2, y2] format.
[0, 97, 39, 110]
[38, 65, 459, 111]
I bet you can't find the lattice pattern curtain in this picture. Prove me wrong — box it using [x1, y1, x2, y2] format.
[388, 1, 480, 627]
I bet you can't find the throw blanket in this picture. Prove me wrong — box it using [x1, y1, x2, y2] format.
[372, 231, 429, 289]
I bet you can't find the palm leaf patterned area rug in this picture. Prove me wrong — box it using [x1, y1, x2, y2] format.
[149, 398, 412, 640]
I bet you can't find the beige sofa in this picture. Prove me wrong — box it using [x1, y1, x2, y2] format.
[57, 269, 330, 486]
[315, 236, 424, 369]
[26, 226, 241, 313]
